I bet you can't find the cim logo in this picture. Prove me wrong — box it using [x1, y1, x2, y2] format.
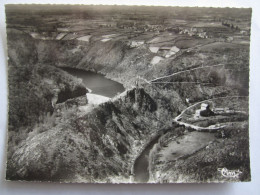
[218, 167, 242, 178]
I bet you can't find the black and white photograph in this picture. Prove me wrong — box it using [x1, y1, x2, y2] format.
[4, 4, 252, 183]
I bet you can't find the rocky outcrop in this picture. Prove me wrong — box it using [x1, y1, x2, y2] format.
[55, 95, 88, 112]
[6, 88, 162, 182]
[124, 88, 157, 112]
[56, 85, 88, 104]
[6, 16, 250, 183]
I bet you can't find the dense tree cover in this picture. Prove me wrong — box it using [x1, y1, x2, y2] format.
[7, 29, 87, 155]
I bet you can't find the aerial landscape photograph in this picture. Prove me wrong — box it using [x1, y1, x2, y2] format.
[5, 4, 251, 183]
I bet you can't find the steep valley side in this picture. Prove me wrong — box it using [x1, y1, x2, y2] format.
[7, 88, 168, 182]
[6, 27, 250, 182]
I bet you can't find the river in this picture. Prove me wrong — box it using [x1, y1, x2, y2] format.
[133, 134, 162, 183]
[61, 67, 125, 98]
[133, 131, 216, 183]
[60, 67, 216, 183]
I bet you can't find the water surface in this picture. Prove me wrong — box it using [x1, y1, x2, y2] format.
[133, 131, 216, 183]
[61, 67, 125, 98]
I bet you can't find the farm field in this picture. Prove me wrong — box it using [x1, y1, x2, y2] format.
[5, 5, 251, 183]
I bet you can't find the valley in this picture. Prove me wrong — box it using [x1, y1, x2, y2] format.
[5, 5, 251, 183]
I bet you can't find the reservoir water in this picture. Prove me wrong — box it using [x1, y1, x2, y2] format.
[61, 67, 125, 98]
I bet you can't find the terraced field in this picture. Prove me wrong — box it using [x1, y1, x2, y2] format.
[5, 5, 251, 183]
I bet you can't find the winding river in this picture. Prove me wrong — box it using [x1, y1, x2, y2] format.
[60, 67, 217, 183]
[133, 134, 162, 183]
[133, 130, 216, 183]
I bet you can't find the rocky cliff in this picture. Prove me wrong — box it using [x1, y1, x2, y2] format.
[6, 29, 88, 165]
[6, 22, 250, 183]
[7, 88, 164, 182]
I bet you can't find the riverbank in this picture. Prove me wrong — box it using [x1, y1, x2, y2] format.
[5, 5, 251, 183]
